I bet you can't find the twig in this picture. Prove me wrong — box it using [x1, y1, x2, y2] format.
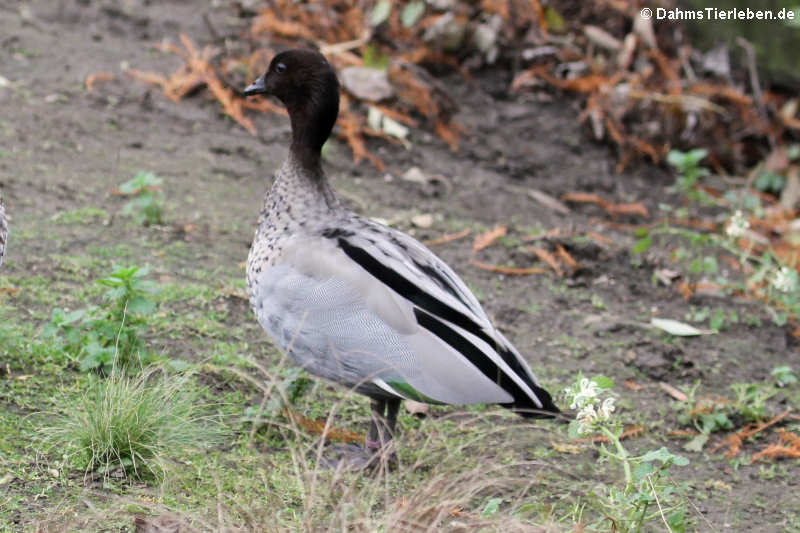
[647, 474, 673, 533]
[709, 409, 791, 455]
[659, 382, 688, 402]
[736, 38, 767, 123]
[672, 474, 720, 532]
[202, 12, 221, 43]
[212, 470, 224, 533]
[423, 228, 471, 247]
[318, 30, 372, 56]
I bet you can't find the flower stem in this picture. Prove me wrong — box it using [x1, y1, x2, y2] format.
[600, 426, 633, 490]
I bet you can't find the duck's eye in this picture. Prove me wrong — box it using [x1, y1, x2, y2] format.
[275, 62, 287, 74]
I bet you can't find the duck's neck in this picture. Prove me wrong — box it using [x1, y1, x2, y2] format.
[286, 92, 338, 175]
[278, 146, 338, 211]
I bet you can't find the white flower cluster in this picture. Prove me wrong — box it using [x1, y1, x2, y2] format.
[575, 398, 616, 433]
[725, 210, 750, 238]
[565, 378, 616, 435]
[772, 266, 797, 294]
[568, 378, 598, 409]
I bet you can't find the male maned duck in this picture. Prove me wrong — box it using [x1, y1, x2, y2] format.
[0, 192, 7, 267]
[243, 49, 559, 459]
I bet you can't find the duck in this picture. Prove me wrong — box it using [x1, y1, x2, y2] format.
[242, 49, 559, 460]
[0, 192, 7, 267]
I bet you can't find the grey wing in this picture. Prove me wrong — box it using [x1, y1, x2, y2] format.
[323, 218, 556, 412]
[356, 218, 490, 323]
[250, 255, 513, 405]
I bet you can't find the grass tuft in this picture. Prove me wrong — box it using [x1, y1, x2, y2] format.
[40, 368, 220, 481]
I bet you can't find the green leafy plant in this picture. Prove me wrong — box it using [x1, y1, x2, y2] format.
[633, 211, 799, 326]
[119, 171, 165, 226]
[45, 265, 160, 372]
[564, 376, 689, 532]
[636, 147, 800, 327]
[666, 148, 711, 202]
[686, 306, 739, 332]
[730, 383, 773, 423]
[41, 368, 219, 481]
[772, 365, 798, 387]
[754, 170, 785, 195]
[672, 381, 778, 452]
[672, 382, 732, 452]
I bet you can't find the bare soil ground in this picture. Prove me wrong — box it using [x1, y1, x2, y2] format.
[1, 2, 798, 532]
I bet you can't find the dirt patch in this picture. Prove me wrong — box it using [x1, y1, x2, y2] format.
[1, 2, 798, 531]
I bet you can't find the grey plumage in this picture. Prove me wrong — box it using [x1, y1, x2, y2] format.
[243, 49, 557, 453]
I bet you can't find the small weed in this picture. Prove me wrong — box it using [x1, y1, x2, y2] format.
[672, 382, 732, 451]
[673, 380, 778, 452]
[590, 293, 606, 310]
[564, 375, 690, 532]
[45, 265, 160, 372]
[51, 206, 109, 224]
[686, 306, 739, 332]
[637, 147, 800, 328]
[40, 368, 219, 481]
[119, 171, 165, 226]
[666, 148, 712, 203]
[633, 216, 798, 327]
[729, 383, 773, 423]
[771, 365, 798, 387]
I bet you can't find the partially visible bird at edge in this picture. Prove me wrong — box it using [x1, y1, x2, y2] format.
[242, 49, 559, 465]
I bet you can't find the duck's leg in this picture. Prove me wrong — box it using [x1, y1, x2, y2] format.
[365, 397, 400, 471]
[366, 397, 401, 447]
[366, 398, 388, 450]
[321, 397, 400, 471]
[385, 397, 401, 437]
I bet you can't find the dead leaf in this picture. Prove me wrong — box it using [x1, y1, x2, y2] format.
[423, 229, 471, 247]
[411, 213, 434, 228]
[659, 382, 688, 402]
[472, 225, 507, 253]
[283, 407, 362, 444]
[555, 244, 579, 273]
[780, 166, 800, 211]
[339, 96, 385, 169]
[469, 260, 547, 275]
[85, 72, 114, 92]
[677, 281, 693, 300]
[624, 380, 644, 391]
[688, 83, 753, 106]
[562, 192, 649, 218]
[528, 188, 570, 214]
[528, 246, 563, 276]
[654, 268, 680, 286]
[710, 410, 791, 458]
[633, 13, 657, 49]
[584, 25, 622, 51]
[404, 400, 429, 416]
[651, 317, 712, 336]
[765, 146, 790, 173]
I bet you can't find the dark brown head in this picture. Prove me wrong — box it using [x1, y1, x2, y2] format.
[244, 49, 340, 162]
